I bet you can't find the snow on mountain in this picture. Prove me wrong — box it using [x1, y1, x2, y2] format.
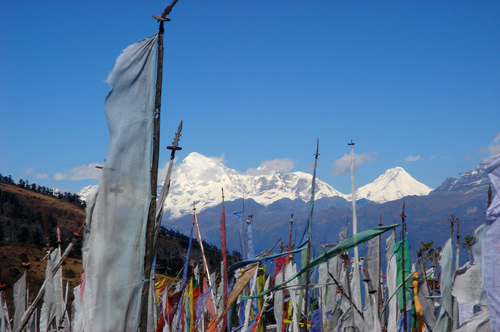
[432, 155, 499, 196]
[77, 184, 97, 201]
[350, 167, 433, 203]
[77, 153, 434, 218]
[164, 152, 347, 218]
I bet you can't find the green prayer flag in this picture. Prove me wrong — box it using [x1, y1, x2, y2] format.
[394, 239, 411, 312]
[242, 224, 399, 300]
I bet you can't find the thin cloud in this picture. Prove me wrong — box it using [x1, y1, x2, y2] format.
[209, 154, 226, 164]
[36, 173, 48, 179]
[404, 155, 421, 162]
[246, 158, 295, 176]
[54, 163, 104, 181]
[487, 132, 500, 156]
[331, 151, 378, 176]
[464, 154, 473, 160]
[260, 158, 295, 172]
[21, 167, 34, 178]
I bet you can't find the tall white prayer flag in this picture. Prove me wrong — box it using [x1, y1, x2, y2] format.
[482, 156, 500, 329]
[80, 33, 158, 332]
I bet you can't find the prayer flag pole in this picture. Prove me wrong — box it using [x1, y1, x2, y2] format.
[400, 202, 408, 332]
[303, 140, 319, 332]
[220, 189, 229, 332]
[140, 1, 179, 330]
[349, 139, 363, 312]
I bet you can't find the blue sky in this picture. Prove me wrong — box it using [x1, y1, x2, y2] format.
[1, 1, 499, 196]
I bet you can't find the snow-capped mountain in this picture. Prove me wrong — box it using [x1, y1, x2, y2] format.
[77, 184, 97, 201]
[431, 155, 499, 196]
[78, 152, 433, 218]
[350, 167, 433, 203]
[164, 152, 347, 218]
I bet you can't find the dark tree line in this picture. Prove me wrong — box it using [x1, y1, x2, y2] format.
[0, 173, 86, 210]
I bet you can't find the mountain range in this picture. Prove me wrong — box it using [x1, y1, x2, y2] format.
[78, 152, 433, 218]
[158, 155, 496, 263]
[78, 152, 500, 261]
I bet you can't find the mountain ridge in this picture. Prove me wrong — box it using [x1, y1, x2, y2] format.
[78, 152, 432, 218]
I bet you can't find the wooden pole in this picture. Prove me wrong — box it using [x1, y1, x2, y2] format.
[139, 16, 165, 331]
[303, 140, 319, 332]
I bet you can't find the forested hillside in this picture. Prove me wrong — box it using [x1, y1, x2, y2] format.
[0, 178, 238, 319]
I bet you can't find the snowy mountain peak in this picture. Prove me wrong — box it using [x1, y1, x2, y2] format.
[432, 155, 499, 195]
[78, 154, 433, 218]
[166, 152, 346, 218]
[77, 184, 97, 202]
[351, 166, 433, 203]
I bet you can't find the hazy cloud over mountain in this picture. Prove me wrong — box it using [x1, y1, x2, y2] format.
[331, 152, 378, 176]
[246, 158, 295, 176]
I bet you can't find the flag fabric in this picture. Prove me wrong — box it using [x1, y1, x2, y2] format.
[411, 274, 424, 332]
[242, 224, 399, 300]
[471, 224, 488, 306]
[40, 254, 56, 332]
[385, 231, 399, 332]
[416, 260, 436, 331]
[482, 156, 500, 329]
[310, 308, 322, 332]
[13, 271, 26, 331]
[79, 33, 158, 332]
[232, 211, 246, 260]
[454, 307, 490, 332]
[195, 280, 215, 325]
[394, 239, 411, 312]
[273, 269, 285, 332]
[52, 249, 65, 328]
[366, 235, 381, 332]
[247, 219, 255, 260]
[0, 291, 6, 332]
[434, 238, 454, 332]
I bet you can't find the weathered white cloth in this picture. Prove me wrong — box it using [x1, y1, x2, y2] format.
[452, 261, 482, 307]
[79, 33, 158, 332]
[365, 236, 381, 332]
[434, 238, 454, 332]
[482, 156, 500, 330]
[455, 308, 490, 332]
[0, 290, 7, 332]
[13, 271, 26, 331]
[273, 269, 284, 331]
[52, 249, 64, 328]
[417, 260, 436, 331]
[385, 231, 398, 332]
[40, 253, 56, 332]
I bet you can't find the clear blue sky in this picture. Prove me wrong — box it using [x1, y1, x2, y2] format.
[1, 1, 499, 196]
